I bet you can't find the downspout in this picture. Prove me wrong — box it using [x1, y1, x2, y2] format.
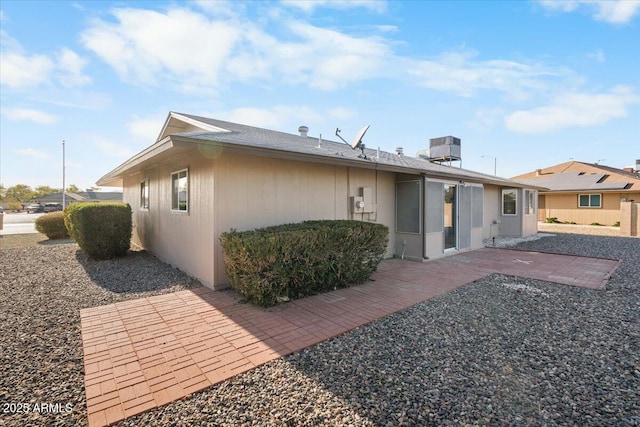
[421, 173, 427, 260]
[347, 167, 351, 220]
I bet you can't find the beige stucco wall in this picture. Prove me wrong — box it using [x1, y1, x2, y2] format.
[539, 192, 640, 226]
[620, 201, 639, 237]
[125, 151, 216, 287]
[212, 152, 396, 288]
[483, 185, 501, 240]
[124, 149, 396, 289]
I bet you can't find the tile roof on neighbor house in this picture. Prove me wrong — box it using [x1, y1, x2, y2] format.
[512, 161, 640, 192]
[97, 111, 545, 190]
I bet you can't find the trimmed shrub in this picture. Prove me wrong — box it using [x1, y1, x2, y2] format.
[35, 211, 69, 239]
[220, 220, 389, 307]
[65, 202, 132, 259]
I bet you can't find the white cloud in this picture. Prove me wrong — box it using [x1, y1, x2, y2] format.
[56, 48, 92, 87]
[81, 8, 241, 93]
[538, 0, 640, 24]
[406, 50, 569, 99]
[93, 137, 138, 158]
[504, 86, 640, 133]
[0, 31, 91, 89]
[587, 49, 605, 63]
[81, 8, 391, 93]
[281, 0, 387, 13]
[0, 50, 54, 89]
[127, 113, 166, 141]
[280, 22, 392, 90]
[13, 148, 51, 159]
[79, 5, 588, 101]
[466, 107, 506, 132]
[214, 106, 323, 128]
[328, 107, 356, 120]
[3, 108, 58, 124]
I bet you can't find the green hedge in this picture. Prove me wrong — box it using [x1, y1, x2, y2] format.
[220, 220, 388, 307]
[35, 211, 69, 239]
[65, 203, 132, 259]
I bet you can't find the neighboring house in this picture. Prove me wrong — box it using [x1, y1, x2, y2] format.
[512, 161, 640, 225]
[97, 112, 542, 290]
[26, 191, 123, 206]
[27, 192, 85, 205]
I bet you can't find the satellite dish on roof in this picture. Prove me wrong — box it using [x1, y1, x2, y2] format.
[335, 125, 370, 150]
[351, 125, 370, 149]
[335, 125, 371, 159]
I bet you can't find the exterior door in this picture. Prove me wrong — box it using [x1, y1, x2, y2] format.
[444, 184, 457, 250]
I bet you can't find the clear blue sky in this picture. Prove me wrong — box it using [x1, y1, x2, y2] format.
[1, 0, 639, 191]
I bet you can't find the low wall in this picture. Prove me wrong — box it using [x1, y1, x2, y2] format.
[620, 202, 639, 237]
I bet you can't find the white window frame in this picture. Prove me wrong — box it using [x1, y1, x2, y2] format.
[578, 193, 602, 208]
[140, 179, 149, 210]
[502, 188, 517, 216]
[171, 169, 189, 212]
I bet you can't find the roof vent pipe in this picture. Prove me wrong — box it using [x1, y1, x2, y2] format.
[536, 168, 542, 176]
[396, 147, 403, 156]
[298, 126, 309, 137]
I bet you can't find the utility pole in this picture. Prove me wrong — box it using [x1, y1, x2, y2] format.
[62, 140, 66, 209]
[482, 155, 497, 176]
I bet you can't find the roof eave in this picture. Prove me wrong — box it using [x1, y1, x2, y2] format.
[96, 136, 176, 187]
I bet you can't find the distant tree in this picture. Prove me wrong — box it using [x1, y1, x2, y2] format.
[33, 185, 60, 198]
[0, 184, 5, 201]
[66, 184, 81, 194]
[6, 184, 35, 202]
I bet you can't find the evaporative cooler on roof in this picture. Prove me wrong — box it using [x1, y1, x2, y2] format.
[429, 136, 462, 165]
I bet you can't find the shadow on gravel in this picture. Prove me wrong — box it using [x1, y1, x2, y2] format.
[75, 249, 202, 294]
[282, 275, 640, 426]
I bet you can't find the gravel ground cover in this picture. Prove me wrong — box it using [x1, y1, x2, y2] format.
[0, 240, 202, 426]
[1, 233, 638, 426]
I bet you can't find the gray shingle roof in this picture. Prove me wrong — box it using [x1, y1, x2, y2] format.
[517, 172, 630, 191]
[78, 191, 123, 201]
[177, 113, 532, 188]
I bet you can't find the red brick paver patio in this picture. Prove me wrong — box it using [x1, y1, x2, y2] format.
[80, 248, 619, 426]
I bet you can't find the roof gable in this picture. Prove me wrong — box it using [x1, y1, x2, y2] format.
[156, 112, 232, 142]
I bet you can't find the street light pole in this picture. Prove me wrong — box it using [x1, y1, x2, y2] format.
[62, 140, 66, 209]
[482, 155, 497, 176]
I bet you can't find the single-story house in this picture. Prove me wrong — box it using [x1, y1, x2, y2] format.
[97, 112, 543, 290]
[27, 191, 123, 206]
[512, 161, 640, 226]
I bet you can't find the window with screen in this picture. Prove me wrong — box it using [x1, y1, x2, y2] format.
[578, 193, 601, 208]
[396, 180, 421, 233]
[502, 189, 517, 215]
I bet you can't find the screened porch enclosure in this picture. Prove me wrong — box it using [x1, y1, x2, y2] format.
[395, 176, 484, 261]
